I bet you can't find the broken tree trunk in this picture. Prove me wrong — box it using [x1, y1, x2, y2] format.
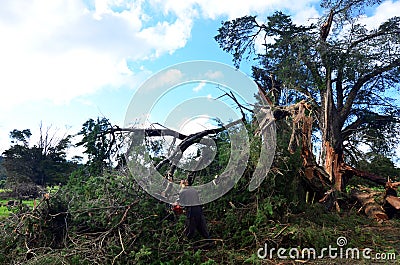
[352, 189, 388, 221]
[323, 141, 345, 191]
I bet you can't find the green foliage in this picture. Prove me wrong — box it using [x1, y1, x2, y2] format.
[76, 117, 123, 176]
[358, 153, 400, 179]
[131, 245, 152, 263]
[0, 157, 7, 186]
[9, 129, 32, 146]
[0, 180, 5, 189]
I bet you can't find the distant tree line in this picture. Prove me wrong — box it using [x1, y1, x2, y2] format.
[1, 125, 78, 195]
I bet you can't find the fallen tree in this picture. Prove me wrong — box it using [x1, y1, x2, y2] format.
[351, 188, 388, 221]
[93, 91, 397, 219]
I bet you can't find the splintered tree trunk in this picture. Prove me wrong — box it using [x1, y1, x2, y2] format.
[320, 73, 347, 192]
[324, 141, 344, 191]
[301, 115, 330, 193]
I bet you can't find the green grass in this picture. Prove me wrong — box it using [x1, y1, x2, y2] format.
[0, 185, 59, 195]
[0, 199, 36, 219]
[0, 185, 59, 220]
[0, 206, 9, 219]
[24, 200, 35, 208]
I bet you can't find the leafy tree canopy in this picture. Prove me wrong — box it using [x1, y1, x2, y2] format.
[76, 117, 123, 175]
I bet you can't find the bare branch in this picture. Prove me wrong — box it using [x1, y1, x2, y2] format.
[155, 119, 243, 172]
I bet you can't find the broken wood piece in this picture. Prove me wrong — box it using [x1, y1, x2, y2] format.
[352, 190, 388, 221]
[386, 180, 400, 190]
[386, 196, 400, 210]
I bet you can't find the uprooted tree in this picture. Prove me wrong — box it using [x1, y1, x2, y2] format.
[215, 0, 400, 210]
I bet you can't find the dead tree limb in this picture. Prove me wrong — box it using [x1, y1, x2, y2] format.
[106, 125, 188, 141]
[216, 90, 253, 122]
[386, 196, 400, 210]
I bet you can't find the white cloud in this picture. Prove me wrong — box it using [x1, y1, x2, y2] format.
[0, 48, 128, 106]
[137, 17, 193, 58]
[151, 0, 320, 21]
[359, 0, 400, 29]
[193, 81, 206, 92]
[292, 5, 320, 26]
[0, 1, 140, 109]
[179, 115, 216, 134]
[164, 0, 315, 20]
[2, 0, 395, 113]
[146, 69, 184, 91]
[204, 70, 224, 80]
[0, 0, 191, 110]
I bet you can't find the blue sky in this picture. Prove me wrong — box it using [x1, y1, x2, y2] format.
[0, 0, 399, 161]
